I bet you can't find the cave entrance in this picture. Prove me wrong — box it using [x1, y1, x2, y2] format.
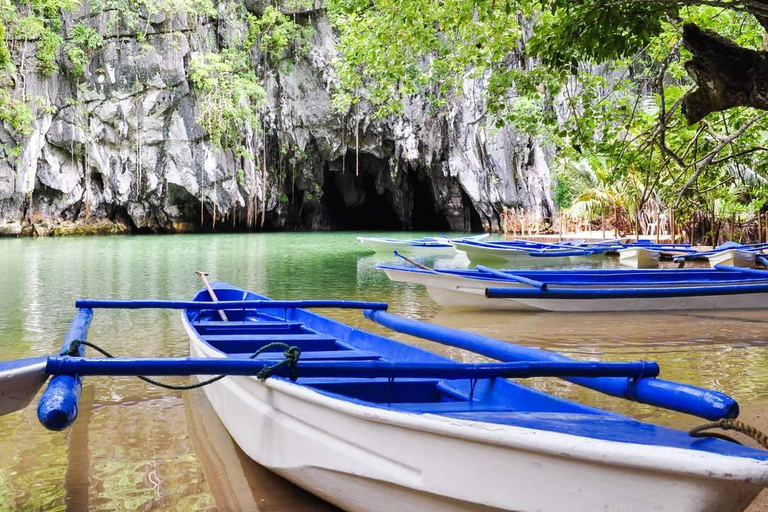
[322, 154, 402, 230]
[407, 170, 451, 231]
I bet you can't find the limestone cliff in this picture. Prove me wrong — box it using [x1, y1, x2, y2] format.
[0, 1, 555, 235]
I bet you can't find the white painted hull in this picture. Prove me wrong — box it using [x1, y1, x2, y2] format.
[357, 237, 456, 257]
[383, 267, 768, 312]
[709, 249, 757, 268]
[452, 242, 586, 265]
[186, 325, 768, 511]
[619, 248, 660, 269]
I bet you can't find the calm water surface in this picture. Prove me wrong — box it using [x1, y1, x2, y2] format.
[1, 232, 768, 510]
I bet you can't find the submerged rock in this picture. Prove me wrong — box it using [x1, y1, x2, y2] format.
[0, 2, 555, 235]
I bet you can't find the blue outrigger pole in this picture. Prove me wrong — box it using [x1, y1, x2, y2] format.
[364, 310, 738, 420]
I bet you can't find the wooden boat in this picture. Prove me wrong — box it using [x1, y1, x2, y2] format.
[357, 234, 488, 257]
[379, 263, 768, 311]
[708, 248, 757, 268]
[618, 247, 660, 269]
[2, 284, 768, 511]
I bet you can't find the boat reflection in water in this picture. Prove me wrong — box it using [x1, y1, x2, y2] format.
[185, 387, 337, 511]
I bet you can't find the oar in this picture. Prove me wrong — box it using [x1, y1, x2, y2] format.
[196, 270, 227, 321]
[364, 309, 737, 421]
[476, 265, 547, 291]
[45, 357, 659, 380]
[393, 251, 439, 273]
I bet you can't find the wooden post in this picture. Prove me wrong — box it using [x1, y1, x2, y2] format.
[670, 209, 676, 244]
[558, 211, 563, 242]
[690, 214, 695, 245]
[730, 212, 736, 241]
[759, 210, 763, 243]
[601, 210, 605, 240]
[655, 210, 660, 244]
[635, 206, 640, 242]
[765, 212, 768, 243]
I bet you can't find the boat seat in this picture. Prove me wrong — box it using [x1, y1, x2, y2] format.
[228, 350, 383, 361]
[202, 334, 340, 353]
[194, 322, 305, 334]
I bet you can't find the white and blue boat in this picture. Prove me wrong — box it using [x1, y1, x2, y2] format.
[1, 283, 768, 510]
[357, 233, 488, 257]
[380, 263, 768, 311]
[450, 238, 614, 265]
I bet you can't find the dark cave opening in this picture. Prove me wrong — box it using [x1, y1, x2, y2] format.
[461, 188, 484, 232]
[322, 154, 403, 230]
[407, 169, 451, 231]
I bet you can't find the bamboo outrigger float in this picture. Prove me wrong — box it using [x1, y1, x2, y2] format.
[2, 282, 768, 510]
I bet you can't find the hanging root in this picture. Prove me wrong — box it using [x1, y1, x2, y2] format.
[689, 419, 768, 449]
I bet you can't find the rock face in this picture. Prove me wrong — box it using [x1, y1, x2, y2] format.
[0, 2, 555, 235]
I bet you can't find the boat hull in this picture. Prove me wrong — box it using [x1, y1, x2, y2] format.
[383, 267, 768, 311]
[619, 247, 660, 269]
[709, 249, 757, 268]
[186, 326, 766, 511]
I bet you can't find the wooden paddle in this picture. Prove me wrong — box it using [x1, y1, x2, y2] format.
[195, 271, 228, 321]
[392, 251, 439, 273]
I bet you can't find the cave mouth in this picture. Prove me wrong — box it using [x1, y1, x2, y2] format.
[407, 169, 451, 231]
[322, 154, 403, 230]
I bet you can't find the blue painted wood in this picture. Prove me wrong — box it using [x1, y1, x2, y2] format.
[476, 265, 548, 290]
[364, 309, 738, 420]
[485, 283, 768, 299]
[75, 299, 389, 310]
[714, 264, 768, 277]
[45, 357, 660, 380]
[37, 308, 93, 431]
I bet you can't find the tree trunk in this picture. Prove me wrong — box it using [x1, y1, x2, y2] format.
[682, 24, 768, 124]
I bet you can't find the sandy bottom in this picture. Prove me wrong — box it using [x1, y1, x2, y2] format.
[726, 404, 768, 511]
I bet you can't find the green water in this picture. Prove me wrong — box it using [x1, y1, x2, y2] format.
[1, 232, 768, 510]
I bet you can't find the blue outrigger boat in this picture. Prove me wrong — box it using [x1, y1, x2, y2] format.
[2, 282, 768, 510]
[381, 262, 768, 311]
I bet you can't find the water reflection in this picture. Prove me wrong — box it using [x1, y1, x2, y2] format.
[0, 232, 767, 509]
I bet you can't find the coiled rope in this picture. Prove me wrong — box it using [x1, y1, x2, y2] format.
[61, 340, 302, 390]
[689, 419, 768, 449]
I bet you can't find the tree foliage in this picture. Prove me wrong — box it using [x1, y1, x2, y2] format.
[327, 0, 768, 238]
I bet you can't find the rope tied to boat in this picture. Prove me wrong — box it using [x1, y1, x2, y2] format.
[689, 419, 768, 449]
[61, 339, 302, 389]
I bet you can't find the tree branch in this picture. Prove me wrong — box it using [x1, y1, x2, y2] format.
[675, 112, 767, 206]
[682, 24, 768, 123]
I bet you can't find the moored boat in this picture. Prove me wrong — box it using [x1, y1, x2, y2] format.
[451, 239, 610, 265]
[2, 283, 768, 511]
[357, 233, 488, 257]
[379, 263, 768, 311]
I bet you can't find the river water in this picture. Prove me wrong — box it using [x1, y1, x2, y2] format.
[1, 232, 768, 510]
